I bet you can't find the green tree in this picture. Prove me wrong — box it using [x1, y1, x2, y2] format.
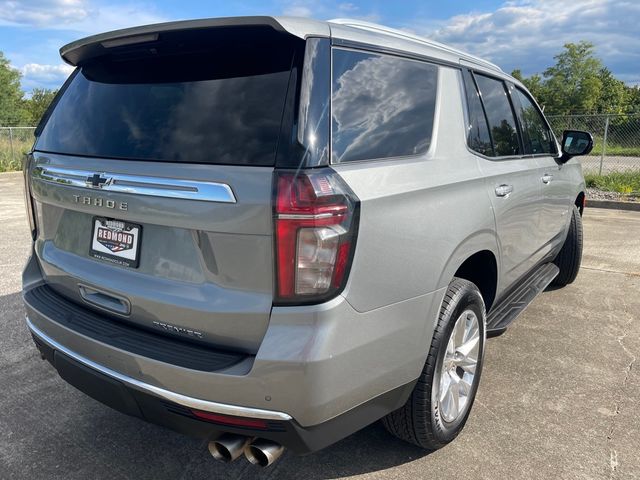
[25, 88, 58, 125]
[512, 69, 547, 109]
[594, 67, 627, 114]
[625, 85, 640, 114]
[542, 41, 603, 114]
[0, 52, 29, 126]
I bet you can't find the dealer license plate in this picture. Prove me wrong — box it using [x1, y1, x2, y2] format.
[90, 217, 142, 268]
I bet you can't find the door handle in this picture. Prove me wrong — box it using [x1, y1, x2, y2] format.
[495, 184, 513, 197]
[542, 174, 553, 184]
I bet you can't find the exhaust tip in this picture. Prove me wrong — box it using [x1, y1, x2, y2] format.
[208, 434, 249, 463]
[244, 439, 285, 467]
[208, 442, 233, 463]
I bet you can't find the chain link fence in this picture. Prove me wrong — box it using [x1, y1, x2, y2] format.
[547, 114, 640, 174]
[0, 127, 36, 172]
[2, 117, 640, 175]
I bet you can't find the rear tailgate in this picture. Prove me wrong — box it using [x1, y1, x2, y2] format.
[27, 23, 304, 353]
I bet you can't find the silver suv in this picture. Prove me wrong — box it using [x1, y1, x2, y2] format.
[22, 16, 593, 467]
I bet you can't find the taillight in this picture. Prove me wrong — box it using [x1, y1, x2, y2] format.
[274, 169, 359, 304]
[22, 154, 37, 240]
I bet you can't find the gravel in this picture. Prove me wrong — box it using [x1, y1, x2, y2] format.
[586, 187, 639, 203]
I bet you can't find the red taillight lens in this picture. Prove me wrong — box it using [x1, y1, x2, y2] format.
[274, 170, 359, 303]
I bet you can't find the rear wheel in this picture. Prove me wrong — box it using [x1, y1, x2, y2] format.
[382, 278, 486, 450]
[551, 204, 583, 287]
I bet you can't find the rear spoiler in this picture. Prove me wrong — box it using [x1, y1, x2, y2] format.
[60, 16, 316, 66]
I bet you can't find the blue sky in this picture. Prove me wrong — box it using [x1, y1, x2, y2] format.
[1, 0, 638, 93]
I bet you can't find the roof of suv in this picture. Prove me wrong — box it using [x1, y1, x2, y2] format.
[60, 15, 504, 76]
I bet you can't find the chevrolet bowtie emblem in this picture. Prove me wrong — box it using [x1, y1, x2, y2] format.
[85, 173, 112, 188]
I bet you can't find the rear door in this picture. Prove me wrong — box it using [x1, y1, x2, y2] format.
[464, 71, 544, 292]
[511, 87, 571, 249]
[27, 25, 302, 353]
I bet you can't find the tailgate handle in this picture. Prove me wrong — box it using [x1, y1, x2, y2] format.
[79, 285, 131, 316]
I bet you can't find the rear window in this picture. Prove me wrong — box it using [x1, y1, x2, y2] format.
[331, 48, 438, 163]
[461, 69, 493, 156]
[36, 27, 297, 166]
[474, 74, 521, 157]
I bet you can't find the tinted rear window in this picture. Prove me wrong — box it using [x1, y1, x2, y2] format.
[36, 28, 297, 166]
[462, 69, 493, 156]
[474, 74, 521, 157]
[331, 48, 438, 163]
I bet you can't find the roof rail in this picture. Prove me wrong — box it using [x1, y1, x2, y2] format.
[328, 18, 503, 73]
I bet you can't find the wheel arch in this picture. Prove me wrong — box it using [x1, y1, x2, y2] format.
[437, 230, 500, 311]
[575, 191, 585, 216]
[453, 251, 498, 311]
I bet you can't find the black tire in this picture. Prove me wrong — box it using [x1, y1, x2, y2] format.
[382, 278, 486, 450]
[551, 204, 583, 287]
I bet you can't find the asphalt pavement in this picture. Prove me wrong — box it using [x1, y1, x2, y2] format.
[581, 155, 640, 174]
[1, 171, 638, 479]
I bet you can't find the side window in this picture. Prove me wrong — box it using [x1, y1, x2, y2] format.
[461, 69, 493, 156]
[514, 89, 557, 155]
[331, 48, 438, 163]
[474, 74, 521, 157]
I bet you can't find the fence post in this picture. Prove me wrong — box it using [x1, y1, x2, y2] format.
[599, 115, 610, 176]
[8, 127, 15, 166]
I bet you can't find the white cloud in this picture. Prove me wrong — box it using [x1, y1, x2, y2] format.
[282, 3, 314, 18]
[66, 4, 166, 33]
[338, 3, 358, 13]
[280, 0, 380, 22]
[0, 0, 90, 27]
[0, 0, 166, 33]
[21, 63, 74, 80]
[20, 63, 74, 92]
[411, 0, 640, 84]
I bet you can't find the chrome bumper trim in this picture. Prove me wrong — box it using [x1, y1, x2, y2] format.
[26, 317, 292, 421]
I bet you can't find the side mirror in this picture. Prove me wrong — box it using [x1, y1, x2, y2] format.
[559, 130, 593, 163]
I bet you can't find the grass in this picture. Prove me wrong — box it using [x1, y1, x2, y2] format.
[0, 135, 33, 172]
[588, 143, 640, 157]
[584, 171, 640, 195]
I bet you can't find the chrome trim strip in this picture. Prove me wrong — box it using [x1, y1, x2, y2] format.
[32, 166, 237, 203]
[277, 212, 337, 220]
[26, 317, 292, 421]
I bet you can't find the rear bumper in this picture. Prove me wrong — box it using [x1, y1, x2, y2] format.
[28, 318, 414, 454]
[23, 252, 444, 452]
[27, 318, 290, 421]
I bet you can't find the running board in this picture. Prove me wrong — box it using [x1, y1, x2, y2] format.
[486, 263, 559, 337]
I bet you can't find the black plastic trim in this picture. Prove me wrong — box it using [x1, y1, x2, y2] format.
[24, 284, 249, 372]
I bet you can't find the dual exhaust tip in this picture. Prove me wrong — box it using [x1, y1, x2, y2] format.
[208, 434, 284, 467]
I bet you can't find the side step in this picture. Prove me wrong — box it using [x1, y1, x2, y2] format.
[486, 262, 559, 337]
